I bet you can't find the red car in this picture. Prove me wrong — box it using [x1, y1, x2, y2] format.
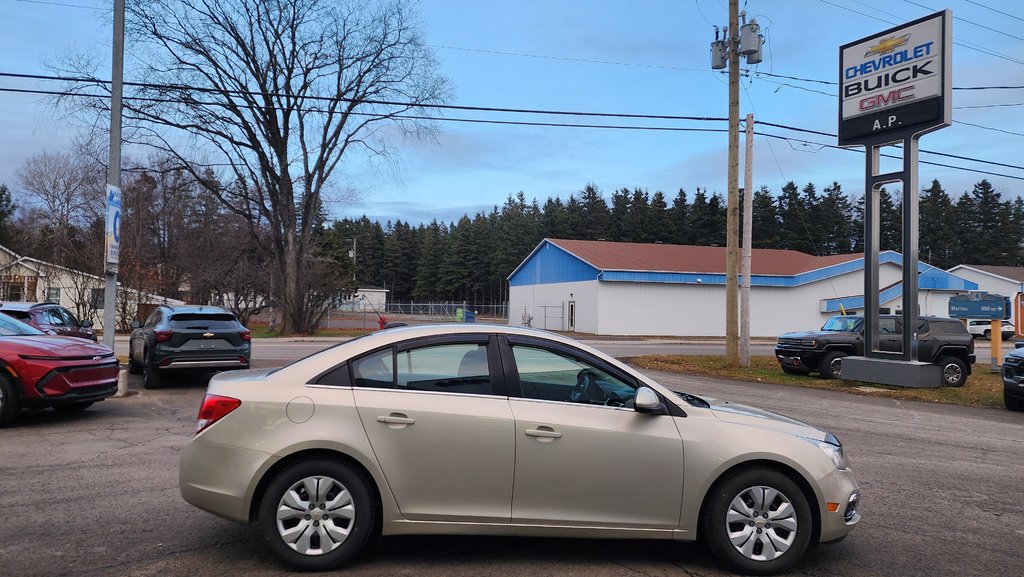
[0, 301, 98, 341]
[0, 313, 118, 426]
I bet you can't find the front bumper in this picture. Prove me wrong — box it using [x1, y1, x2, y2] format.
[1002, 360, 1024, 400]
[818, 468, 862, 543]
[774, 347, 824, 371]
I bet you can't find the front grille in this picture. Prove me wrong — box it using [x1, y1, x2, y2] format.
[778, 337, 804, 346]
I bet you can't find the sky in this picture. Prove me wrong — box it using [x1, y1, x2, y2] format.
[0, 0, 1022, 226]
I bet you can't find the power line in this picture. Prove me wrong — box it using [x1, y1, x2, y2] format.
[428, 44, 706, 73]
[0, 72, 728, 123]
[964, 0, 1024, 24]
[816, 0, 1024, 66]
[13, 0, 105, 9]
[899, 0, 1024, 42]
[1, 83, 1021, 180]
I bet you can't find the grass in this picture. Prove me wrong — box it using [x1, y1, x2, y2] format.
[629, 355, 1006, 409]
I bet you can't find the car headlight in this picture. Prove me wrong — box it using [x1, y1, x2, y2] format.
[801, 339, 817, 347]
[804, 432, 847, 470]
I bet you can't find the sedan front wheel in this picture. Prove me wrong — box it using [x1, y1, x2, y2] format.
[259, 459, 377, 572]
[701, 467, 813, 575]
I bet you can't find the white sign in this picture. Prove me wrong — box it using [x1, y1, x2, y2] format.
[105, 184, 121, 271]
[838, 10, 951, 145]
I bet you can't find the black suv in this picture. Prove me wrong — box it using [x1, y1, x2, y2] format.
[775, 315, 975, 387]
[128, 305, 251, 389]
[1000, 344, 1024, 411]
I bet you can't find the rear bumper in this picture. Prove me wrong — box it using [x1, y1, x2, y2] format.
[160, 357, 250, 370]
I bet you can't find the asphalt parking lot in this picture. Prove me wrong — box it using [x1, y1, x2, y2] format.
[0, 369, 1021, 577]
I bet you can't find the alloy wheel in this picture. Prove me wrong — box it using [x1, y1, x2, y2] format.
[275, 475, 356, 556]
[725, 485, 799, 562]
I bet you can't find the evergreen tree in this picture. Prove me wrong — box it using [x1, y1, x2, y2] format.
[648, 191, 671, 243]
[609, 188, 631, 241]
[412, 220, 447, 300]
[668, 188, 690, 245]
[919, 179, 955, 267]
[751, 185, 780, 249]
[578, 183, 612, 239]
[624, 188, 651, 242]
[778, 181, 816, 254]
[818, 182, 855, 254]
[0, 184, 17, 248]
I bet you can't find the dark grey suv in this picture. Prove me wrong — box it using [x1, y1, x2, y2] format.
[128, 305, 251, 389]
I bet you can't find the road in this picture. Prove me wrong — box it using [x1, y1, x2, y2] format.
[0, 363, 1021, 577]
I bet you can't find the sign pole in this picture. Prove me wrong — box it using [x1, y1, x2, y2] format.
[103, 0, 124, 348]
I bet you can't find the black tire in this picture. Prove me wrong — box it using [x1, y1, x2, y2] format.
[818, 351, 847, 380]
[1004, 393, 1024, 412]
[258, 459, 377, 572]
[0, 373, 20, 427]
[781, 366, 810, 376]
[938, 356, 967, 388]
[127, 344, 143, 375]
[984, 330, 991, 341]
[143, 354, 164, 389]
[700, 467, 814, 576]
[54, 401, 95, 413]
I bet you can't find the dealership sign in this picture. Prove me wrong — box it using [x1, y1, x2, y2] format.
[839, 10, 951, 145]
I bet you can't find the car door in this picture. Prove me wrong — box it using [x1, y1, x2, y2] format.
[502, 336, 684, 529]
[351, 335, 515, 523]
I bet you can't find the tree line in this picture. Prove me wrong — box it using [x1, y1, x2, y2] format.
[2, 149, 1020, 329]
[325, 178, 1023, 306]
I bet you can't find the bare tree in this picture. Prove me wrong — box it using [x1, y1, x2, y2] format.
[55, 0, 449, 333]
[15, 151, 105, 265]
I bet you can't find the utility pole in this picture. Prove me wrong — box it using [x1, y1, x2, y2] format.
[725, 0, 740, 365]
[102, 0, 124, 349]
[740, 113, 754, 367]
[710, 3, 762, 366]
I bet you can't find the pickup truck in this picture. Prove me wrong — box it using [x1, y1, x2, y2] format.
[775, 314, 975, 387]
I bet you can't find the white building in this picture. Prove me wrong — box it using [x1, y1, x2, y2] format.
[508, 239, 977, 337]
[0, 244, 183, 331]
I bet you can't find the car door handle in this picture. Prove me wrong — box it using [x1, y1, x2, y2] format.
[377, 414, 415, 425]
[525, 426, 562, 439]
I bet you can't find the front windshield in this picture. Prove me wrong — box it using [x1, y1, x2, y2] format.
[0, 313, 45, 336]
[820, 316, 863, 332]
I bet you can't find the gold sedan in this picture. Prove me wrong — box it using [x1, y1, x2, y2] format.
[180, 324, 860, 575]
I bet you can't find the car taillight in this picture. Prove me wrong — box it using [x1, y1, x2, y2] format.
[240, 330, 251, 341]
[195, 394, 241, 435]
[155, 330, 173, 342]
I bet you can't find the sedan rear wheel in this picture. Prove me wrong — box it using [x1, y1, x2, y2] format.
[701, 467, 813, 575]
[259, 459, 377, 571]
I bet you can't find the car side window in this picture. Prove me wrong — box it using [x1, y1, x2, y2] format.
[352, 348, 394, 388]
[511, 345, 636, 407]
[145, 311, 161, 328]
[395, 343, 493, 395]
[44, 309, 67, 326]
[878, 318, 897, 335]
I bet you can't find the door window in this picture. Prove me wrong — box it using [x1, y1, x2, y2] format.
[351, 343, 494, 396]
[511, 345, 636, 407]
[43, 309, 68, 326]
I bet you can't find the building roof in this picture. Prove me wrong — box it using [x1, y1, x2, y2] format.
[545, 239, 862, 276]
[509, 238, 976, 291]
[951, 264, 1024, 283]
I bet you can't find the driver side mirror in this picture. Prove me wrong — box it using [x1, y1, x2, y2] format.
[634, 386, 668, 415]
[130, 320, 141, 329]
[81, 319, 94, 328]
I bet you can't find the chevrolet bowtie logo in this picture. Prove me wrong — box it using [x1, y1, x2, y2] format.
[864, 34, 911, 57]
[203, 332, 214, 337]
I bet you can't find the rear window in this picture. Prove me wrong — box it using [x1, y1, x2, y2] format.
[168, 313, 239, 330]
